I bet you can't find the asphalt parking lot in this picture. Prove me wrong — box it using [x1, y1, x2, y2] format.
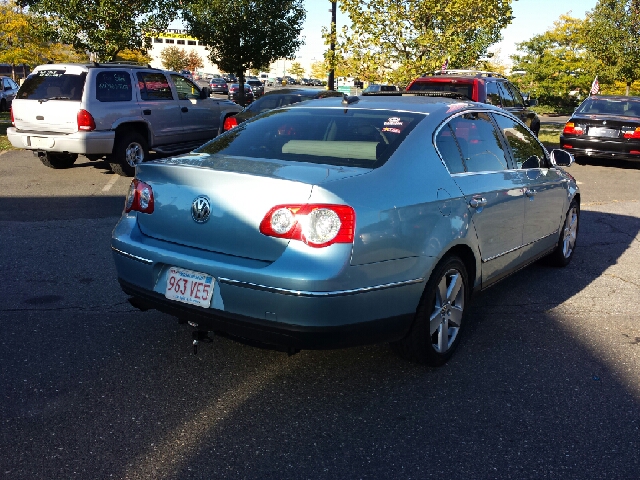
[0, 141, 639, 479]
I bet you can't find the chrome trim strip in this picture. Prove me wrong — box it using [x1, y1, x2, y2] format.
[482, 230, 559, 263]
[217, 277, 425, 297]
[111, 247, 153, 265]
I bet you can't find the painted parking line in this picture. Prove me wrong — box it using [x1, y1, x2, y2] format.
[102, 175, 119, 192]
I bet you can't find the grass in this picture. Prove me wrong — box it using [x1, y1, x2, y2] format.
[0, 111, 13, 151]
[538, 124, 563, 149]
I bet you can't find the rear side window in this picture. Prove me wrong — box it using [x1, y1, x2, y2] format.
[446, 112, 509, 173]
[95, 71, 132, 102]
[407, 81, 473, 100]
[486, 81, 500, 106]
[137, 72, 173, 101]
[435, 124, 466, 174]
[196, 108, 424, 169]
[17, 70, 86, 101]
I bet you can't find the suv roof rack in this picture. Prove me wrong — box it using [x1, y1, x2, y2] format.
[90, 61, 155, 69]
[422, 69, 506, 79]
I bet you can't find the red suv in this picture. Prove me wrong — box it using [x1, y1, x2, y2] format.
[406, 70, 540, 136]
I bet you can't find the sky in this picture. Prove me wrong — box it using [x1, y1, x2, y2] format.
[296, 0, 599, 69]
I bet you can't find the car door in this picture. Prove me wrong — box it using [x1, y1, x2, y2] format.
[136, 71, 184, 146]
[169, 73, 219, 142]
[491, 112, 567, 259]
[436, 111, 526, 286]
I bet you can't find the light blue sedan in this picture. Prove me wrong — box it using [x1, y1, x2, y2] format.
[111, 95, 579, 365]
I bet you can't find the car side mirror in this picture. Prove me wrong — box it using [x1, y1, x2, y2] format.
[550, 149, 574, 167]
[200, 87, 210, 99]
[525, 98, 538, 107]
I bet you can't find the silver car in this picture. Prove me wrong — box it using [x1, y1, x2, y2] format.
[1, 76, 19, 112]
[112, 96, 579, 365]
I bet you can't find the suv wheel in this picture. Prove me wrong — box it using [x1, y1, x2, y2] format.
[109, 132, 148, 177]
[39, 152, 78, 169]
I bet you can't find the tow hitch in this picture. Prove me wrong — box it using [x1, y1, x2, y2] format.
[188, 321, 213, 355]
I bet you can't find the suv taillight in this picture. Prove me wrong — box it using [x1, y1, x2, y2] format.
[223, 116, 238, 131]
[77, 109, 96, 131]
[562, 122, 583, 135]
[10, 106, 14, 126]
[124, 179, 154, 214]
[259, 204, 355, 248]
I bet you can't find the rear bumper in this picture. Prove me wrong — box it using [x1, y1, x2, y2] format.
[7, 127, 115, 155]
[560, 135, 640, 161]
[111, 215, 429, 350]
[119, 278, 414, 350]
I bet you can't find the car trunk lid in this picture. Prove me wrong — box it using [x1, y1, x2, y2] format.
[134, 154, 366, 262]
[12, 66, 87, 134]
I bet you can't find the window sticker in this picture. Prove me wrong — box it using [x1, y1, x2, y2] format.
[384, 117, 403, 126]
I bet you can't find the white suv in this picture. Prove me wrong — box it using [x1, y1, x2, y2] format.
[8, 63, 242, 176]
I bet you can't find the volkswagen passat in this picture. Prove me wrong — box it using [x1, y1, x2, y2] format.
[112, 95, 579, 365]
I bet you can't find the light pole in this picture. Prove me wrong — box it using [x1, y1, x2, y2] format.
[328, 0, 337, 91]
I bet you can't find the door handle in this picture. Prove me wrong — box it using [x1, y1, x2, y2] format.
[469, 197, 487, 208]
[142, 109, 151, 115]
[525, 189, 536, 197]
[181, 107, 189, 113]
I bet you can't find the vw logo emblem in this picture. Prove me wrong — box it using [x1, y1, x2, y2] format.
[191, 196, 211, 223]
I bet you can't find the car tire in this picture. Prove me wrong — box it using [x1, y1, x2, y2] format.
[39, 152, 78, 169]
[109, 132, 148, 177]
[548, 199, 579, 267]
[392, 255, 469, 366]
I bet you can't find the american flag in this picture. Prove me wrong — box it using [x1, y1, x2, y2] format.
[590, 76, 600, 95]
[441, 58, 449, 72]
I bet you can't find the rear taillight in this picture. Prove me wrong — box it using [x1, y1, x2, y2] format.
[259, 204, 355, 248]
[623, 127, 640, 139]
[77, 109, 96, 131]
[10, 106, 14, 126]
[124, 179, 154, 214]
[562, 122, 583, 135]
[223, 116, 239, 131]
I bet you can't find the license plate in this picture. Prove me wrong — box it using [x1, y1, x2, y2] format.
[588, 127, 619, 138]
[30, 136, 55, 148]
[165, 267, 214, 307]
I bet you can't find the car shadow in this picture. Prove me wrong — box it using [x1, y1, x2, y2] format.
[0, 202, 639, 478]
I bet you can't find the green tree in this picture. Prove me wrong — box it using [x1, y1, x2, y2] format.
[583, 0, 640, 95]
[310, 60, 327, 80]
[25, 0, 179, 61]
[185, 50, 204, 73]
[116, 49, 152, 65]
[510, 15, 596, 108]
[332, 0, 514, 86]
[289, 61, 305, 79]
[0, 1, 85, 79]
[160, 46, 187, 72]
[183, 0, 305, 105]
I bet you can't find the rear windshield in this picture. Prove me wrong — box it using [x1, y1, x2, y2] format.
[196, 107, 424, 168]
[576, 98, 640, 117]
[407, 81, 473, 100]
[17, 70, 86, 101]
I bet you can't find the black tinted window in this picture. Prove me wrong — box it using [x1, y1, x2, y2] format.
[407, 81, 473, 100]
[435, 124, 465, 174]
[448, 112, 509, 172]
[576, 98, 640, 116]
[17, 70, 86, 101]
[506, 82, 524, 107]
[137, 72, 173, 100]
[486, 81, 500, 106]
[96, 71, 132, 102]
[492, 113, 547, 169]
[196, 108, 424, 169]
[498, 82, 515, 107]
